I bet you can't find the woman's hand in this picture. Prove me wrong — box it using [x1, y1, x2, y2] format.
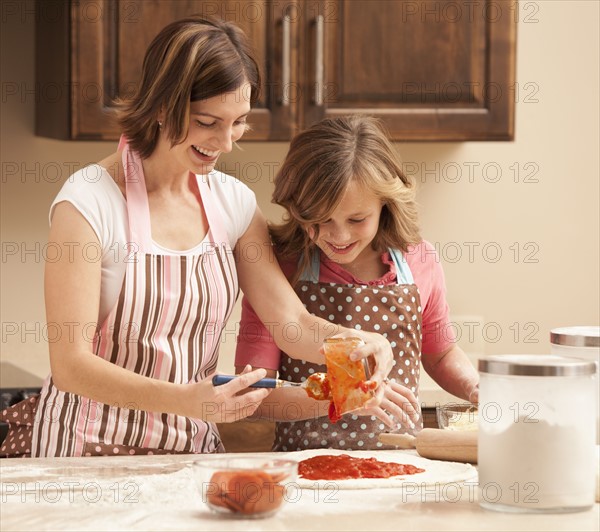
[359, 379, 420, 429]
[340, 329, 394, 386]
[185, 365, 272, 423]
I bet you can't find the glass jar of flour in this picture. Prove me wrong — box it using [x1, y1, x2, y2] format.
[478, 355, 596, 513]
[550, 326, 599, 443]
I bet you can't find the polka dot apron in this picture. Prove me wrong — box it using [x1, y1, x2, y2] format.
[274, 249, 423, 451]
[1, 139, 237, 458]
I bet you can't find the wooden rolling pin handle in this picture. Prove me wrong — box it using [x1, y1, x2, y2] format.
[378, 428, 478, 464]
[378, 432, 416, 449]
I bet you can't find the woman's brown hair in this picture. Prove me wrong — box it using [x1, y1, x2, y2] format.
[270, 115, 421, 284]
[116, 16, 260, 159]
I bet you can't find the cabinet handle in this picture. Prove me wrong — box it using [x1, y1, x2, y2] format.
[314, 14, 324, 106]
[281, 14, 291, 106]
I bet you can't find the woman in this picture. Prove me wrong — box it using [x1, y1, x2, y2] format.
[0, 17, 393, 458]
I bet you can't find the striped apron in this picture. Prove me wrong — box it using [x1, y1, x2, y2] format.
[30, 140, 238, 457]
[274, 249, 423, 451]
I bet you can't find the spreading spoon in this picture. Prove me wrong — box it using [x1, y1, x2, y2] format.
[212, 373, 331, 400]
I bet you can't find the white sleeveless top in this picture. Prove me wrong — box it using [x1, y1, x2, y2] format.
[50, 164, 256, 324]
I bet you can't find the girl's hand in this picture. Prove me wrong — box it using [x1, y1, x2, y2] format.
[359, 379, 420, 429]
[186, 365, 271, 423]
[468, 383, 479, 404]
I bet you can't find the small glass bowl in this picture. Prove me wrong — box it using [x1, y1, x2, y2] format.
[192, 455, 298, 518]
[436, 402, 478, 431]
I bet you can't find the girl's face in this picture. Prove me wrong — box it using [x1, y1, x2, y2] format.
[165, 82, 251, 175]
[309, 180, 383, 266]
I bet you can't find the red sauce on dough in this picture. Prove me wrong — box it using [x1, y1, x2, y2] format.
[298, 454, 425, 481]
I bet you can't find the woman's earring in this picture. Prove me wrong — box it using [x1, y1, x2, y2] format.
[158, 120, 163, 129]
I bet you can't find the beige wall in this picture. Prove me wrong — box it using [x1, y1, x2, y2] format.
[1, 1, 598, 382]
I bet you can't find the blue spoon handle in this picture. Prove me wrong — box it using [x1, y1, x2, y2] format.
[211, 374, 283, 388]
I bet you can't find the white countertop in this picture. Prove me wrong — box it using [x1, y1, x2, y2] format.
[1, 452, 597, 531]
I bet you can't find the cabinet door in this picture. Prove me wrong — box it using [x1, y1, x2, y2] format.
[301, 0, 516, 140]
[36, 0, 295, 140]
[36, 0, 516, 141]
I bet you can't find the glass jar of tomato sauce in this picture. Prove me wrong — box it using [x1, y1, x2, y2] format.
[322, 337, 374, 421]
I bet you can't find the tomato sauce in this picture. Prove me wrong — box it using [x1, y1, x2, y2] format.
[305, 373, 331, 401]
[207, 470, 285, 515]
[323, 339, 375, 422]
[328, 401, 342, 423]
[298, 454, 425, 481]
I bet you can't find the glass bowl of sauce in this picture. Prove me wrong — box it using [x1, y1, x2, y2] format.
[192, 456, 297, 518]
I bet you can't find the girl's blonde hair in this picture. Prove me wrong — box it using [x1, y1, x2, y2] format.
[116, 16, 260, 159]
[270, 115, 421, 283]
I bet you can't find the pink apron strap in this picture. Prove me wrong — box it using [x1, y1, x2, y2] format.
[120, 135, 153, 253]
[119, 135, 231, 251]
[195, 174, 231, 248]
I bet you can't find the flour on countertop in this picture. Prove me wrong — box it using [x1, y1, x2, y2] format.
[1, 465, 199, 508]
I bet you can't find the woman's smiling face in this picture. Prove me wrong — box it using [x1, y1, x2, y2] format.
[164, 82, 251, 175]
[309, 180, 383, 266]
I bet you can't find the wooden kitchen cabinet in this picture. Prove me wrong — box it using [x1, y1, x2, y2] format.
[36, 0, 286, 140]
[36, 0, 516, 141]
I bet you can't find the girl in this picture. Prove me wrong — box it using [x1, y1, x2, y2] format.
[236, 115, 479, 451]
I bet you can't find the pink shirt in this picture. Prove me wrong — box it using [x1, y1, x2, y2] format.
[235, 240, 456, 370]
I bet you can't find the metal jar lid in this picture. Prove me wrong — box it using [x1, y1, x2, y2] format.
[478, 355, 597, 377]
[550, 326, 600, 348]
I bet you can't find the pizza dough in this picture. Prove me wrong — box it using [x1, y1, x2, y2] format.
[283, 449, 477, 490]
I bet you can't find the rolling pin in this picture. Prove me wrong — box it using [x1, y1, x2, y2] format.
[378, 428, 477, 464]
